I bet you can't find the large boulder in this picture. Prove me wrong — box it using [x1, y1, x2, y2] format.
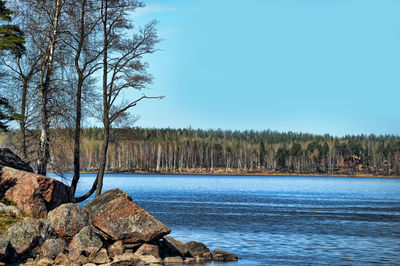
[47, 203, 89, 240]
[3, 218, 56, 255]
[85, 189, 170, 244]
[0, 148, 33, 173]
[0, 167, 71, 218]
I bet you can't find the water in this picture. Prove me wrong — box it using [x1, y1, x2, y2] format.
[54, 174, 400, 265]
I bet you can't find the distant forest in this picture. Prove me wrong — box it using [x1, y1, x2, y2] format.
[1, 128, 400, 176]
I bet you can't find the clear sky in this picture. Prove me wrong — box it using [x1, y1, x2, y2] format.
[129, 0, 400, 137]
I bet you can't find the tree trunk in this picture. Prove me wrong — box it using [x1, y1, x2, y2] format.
[96, 122, 109, 197]
[37, 0, 63, 176]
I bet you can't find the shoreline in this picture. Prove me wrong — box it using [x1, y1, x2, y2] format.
[71, 169, 400, 179]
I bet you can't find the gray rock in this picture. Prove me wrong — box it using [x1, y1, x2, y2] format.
[85, 189, 170, 244]
[68, 226, 103, 260]
[212, 249, 238, 262]
[0, 148, 33, 173]
[47, 203, 89, 240]
[40, 238, 67, 259]
[4, 218, 56, 255]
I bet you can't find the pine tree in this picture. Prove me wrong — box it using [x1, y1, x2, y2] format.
[0, 0, 25, 57]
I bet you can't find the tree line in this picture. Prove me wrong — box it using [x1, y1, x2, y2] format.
[0, 0, 161, 201]
[2, 127, 400, 176]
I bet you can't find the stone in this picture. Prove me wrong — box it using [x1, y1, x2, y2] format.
[212, 249, 238, 262]
[113, 250, 136, 262]
[163, 236, 189, 257]
[108, 240, 124, 258]
[4, 218, 56, 255]
[134, 243, 160, 258]
[54, 252, 71, 265]
[68, 226, 103, 260]
[83, 263, 97, 266]
[136, 255, 162, 265]
[164, 256, 184, 264]
[0, 202, 21, 217]
[195, 256, 206, 264]
[0, 235, 6, 255]
[35, 258, 54, 266]
[185, 241, 210, 258]
[40, 238, 67, 259]
[0, 167, 71, 218]
[47, 203, 89, 240]
[76, 254, 90, 264]
[0, 148, 33, 172]
[88, 248, 110, 264]
[85, 189, 170, 244]
[183, 257, 195, 264]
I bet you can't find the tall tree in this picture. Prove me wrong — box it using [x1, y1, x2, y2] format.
[23, 0, 66, 175]
[62, 0, 102, 198]
[95, 0, 161, 196]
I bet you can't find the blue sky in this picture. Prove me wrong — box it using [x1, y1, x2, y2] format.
[129, 0, 400, 136]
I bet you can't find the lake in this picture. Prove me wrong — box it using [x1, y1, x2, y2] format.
[53, 174, 400, 265]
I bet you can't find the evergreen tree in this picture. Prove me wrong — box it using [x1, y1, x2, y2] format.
[0, 0, 24, 57]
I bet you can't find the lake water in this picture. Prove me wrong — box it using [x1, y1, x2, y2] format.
[54, 174, 400, 265]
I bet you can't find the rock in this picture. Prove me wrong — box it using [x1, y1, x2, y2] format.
[47, 203, 89, 240]
[83, 263, 97, 266]
[88, 248, 110, 264]
[183, 257, 195, 264]
[0, 235, 6, 255]
[40, 238, 66, 259]
[185, 241, 210, 258]
[35, 258, 54, 266]
[163, 236, 189, 257]
[68, 226, 103, 260]
[134, 243, 160, 258]
[0, 167, 71, 218]
[0, 148, 33, 172]
[136, 255, 162, 265]
[113, 250, 135, 261]
[85, 189, 170, 244]
[0, 202, 21, 217]
[76, 254, 89, 265]
[108, 240, 124, 258]
[212, 249, 238, 262]
[195, 256, 207, 263]
[4, 218, 56, 255]
[164, 256, 184, 264]
[54, 252, 71, 265]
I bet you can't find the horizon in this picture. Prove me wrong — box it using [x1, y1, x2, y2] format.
[127, 0, 400, 137]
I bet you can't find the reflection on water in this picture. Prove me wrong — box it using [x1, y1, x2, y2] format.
[53, 174, 400, 265]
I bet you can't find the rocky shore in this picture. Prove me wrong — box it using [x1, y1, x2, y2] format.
[0, 149, 238, 265]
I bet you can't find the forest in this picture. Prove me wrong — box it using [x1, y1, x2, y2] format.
[1, 127, 400, 177]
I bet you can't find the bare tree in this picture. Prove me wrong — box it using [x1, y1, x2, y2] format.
[61, 0, 102, 198]
[95, 0, 162, 196]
